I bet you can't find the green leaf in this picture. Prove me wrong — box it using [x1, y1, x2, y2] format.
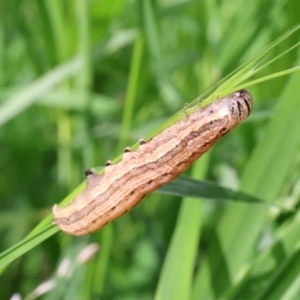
[157, 176, 267, 205]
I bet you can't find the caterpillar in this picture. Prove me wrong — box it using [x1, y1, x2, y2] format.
[52, 89, 252, 236]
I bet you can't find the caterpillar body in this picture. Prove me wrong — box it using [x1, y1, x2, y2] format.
[53, 90, 252, 236]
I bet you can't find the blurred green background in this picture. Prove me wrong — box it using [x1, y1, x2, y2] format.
[1, 0, 300, 299]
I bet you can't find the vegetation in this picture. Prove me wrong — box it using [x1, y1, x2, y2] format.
[1, 0, 300, 299]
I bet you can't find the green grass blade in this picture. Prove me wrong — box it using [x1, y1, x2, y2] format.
[157, 176, 267, 205]
[154, 154, 209, 300]
[0, 57, 83, 127]
[0, 225, 57, 272]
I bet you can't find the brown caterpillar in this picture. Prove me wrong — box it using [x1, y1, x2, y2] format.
[53, 90, 252, 236]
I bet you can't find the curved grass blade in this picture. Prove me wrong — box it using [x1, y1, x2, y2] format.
[157, 176, 267, 205]
[0, 224, 58, 272]
[0, 57, 83, 127]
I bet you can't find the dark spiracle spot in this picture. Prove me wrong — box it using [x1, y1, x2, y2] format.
[85, 169, 94, 177]
[123, 147, 131, 153]
[148, 180, 153, 184]
[139, 138, 146, 145]
[105, 160, 112, 166]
